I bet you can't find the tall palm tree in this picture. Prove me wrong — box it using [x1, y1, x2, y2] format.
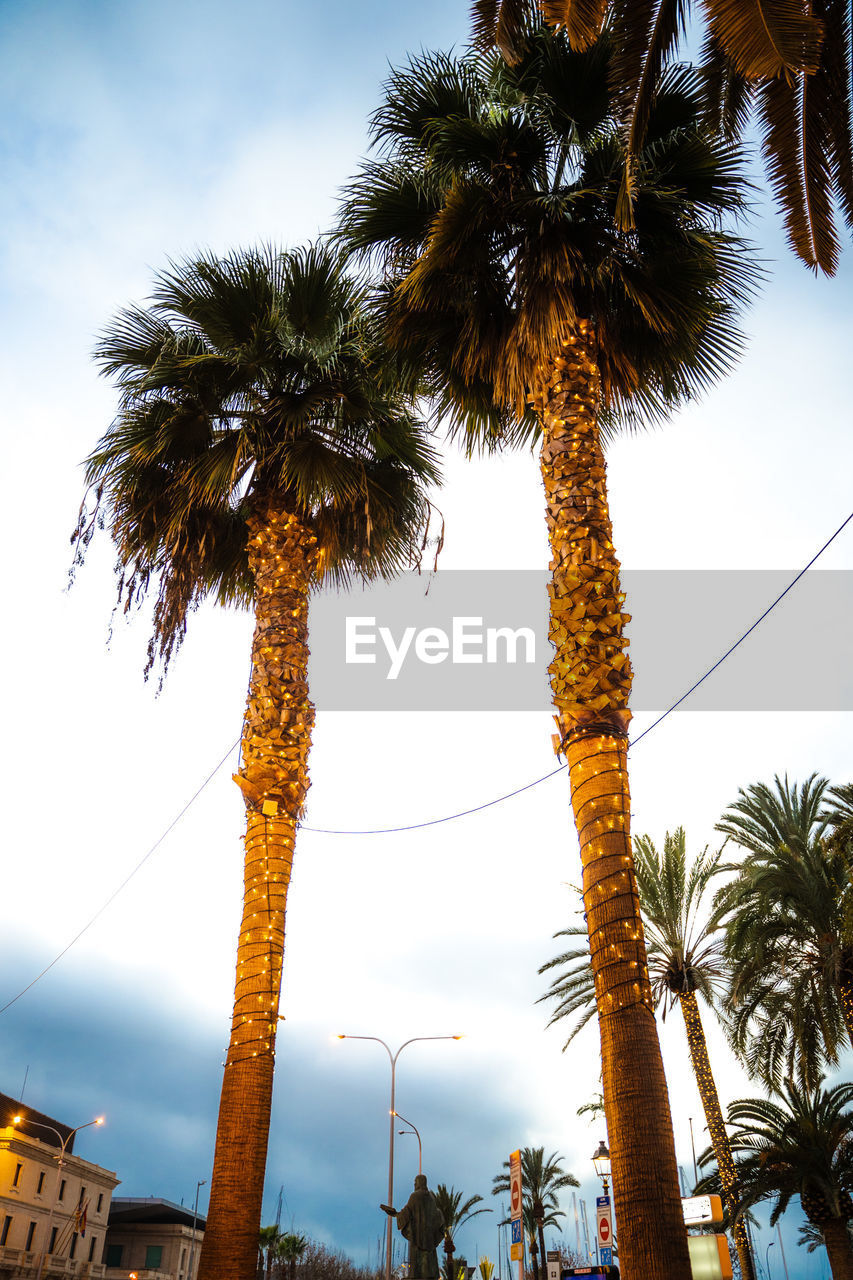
[706, 1078, 853, 1280]
[259, 1226, 281, 1280]
[716, 775, 853, 1088]
[277, 1232, 308, 1280]
[470, 0, 853, 275]
[435, 1185, 492, 1280]
[74, 243, 439, 1280]
[492, 1148, 578, 1280]
[539, 829, 755, 1280]
[339, 29, 756, 1280]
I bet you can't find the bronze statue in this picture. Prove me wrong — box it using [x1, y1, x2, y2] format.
[382, 1175, 446, 1279]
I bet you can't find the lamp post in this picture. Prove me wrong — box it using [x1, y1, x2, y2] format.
[765, 1240, 774, 1280]
[591, 1140, 611, 1196]
[12, 1113, 104, 1280]
[394, 1112, 423, 1176]
[187, 1179, 207, 1280]
[336, 1034, 462, 1280]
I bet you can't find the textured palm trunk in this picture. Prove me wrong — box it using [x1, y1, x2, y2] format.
[838, 973, 853, 1047]
[197, 502, 317, 1280]
[678, 991, 755, 1280]
[822, 1219, 853, 1280]
[532, 320, 691, 1280]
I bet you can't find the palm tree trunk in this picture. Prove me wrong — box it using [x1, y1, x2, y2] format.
[532, 320, 691, 1280]
[838, 973, 853, 1048]
[822, 1219, 853, 1280]
[678, 991, 755, 1280]
[197, 503, 317, 1280]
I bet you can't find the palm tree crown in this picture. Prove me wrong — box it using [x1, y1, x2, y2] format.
[339, 28, 756, 437]
[716, 774, 853, 1088]
[76, 242, 440, 674]
[470, 0, 853, 275]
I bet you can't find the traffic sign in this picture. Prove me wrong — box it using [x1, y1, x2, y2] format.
[599, 1248, 612, 1267]
[510, 1150, 522, 1219]
[511, 1221, 522, 1245]
[595, 1195, 612, 1249]
[681, 1195, 724, 1227]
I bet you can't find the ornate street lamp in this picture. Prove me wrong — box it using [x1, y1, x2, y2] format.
[592, 1140, 611, 1196]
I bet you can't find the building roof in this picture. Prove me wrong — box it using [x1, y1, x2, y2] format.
[109, 1198, 207, 1229]
[0, 1092, 75, 1152]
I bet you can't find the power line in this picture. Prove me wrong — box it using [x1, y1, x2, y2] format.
[3, 505, 851, 1008]
[0, 740, 240, 1016]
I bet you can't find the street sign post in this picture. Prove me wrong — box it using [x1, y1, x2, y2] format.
[595, 1195, 612, 1255]
[510, 1151, 523, 1267]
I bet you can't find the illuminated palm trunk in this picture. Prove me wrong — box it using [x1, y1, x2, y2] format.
[197, 502, 317, 1280]
[679, 991, 755, 1280]
[532, 320, 691, 1280]
[838, 973, 853, 1046]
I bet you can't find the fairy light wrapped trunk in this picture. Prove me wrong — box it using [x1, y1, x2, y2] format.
[532, 320, 691, 1280]
[197, 502, 317, 1280]
[679, 991, 755, 1280]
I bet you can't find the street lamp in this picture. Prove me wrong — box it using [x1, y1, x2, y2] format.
[12, 1113, 104, 1280]
[394, 1112, 422, 1176]
[765, 1240, 774, 1280]
[186, 1179, 207, 1280]
[336, 1034, 462, 1280]
[591, 1140, 611, 1196]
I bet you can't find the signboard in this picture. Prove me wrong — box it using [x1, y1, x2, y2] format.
[599, 1248, 612, 1267]
[686, 1234, 732, 1280]
[595, 1195, 612, 1250]
[682, 1195, 724, 1227]
[510, 1150, 523, 1262]
[546, 1250, 560, 1280]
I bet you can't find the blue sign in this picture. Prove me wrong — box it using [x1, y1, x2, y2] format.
[511, 1220, 522, 1245]
[595, 1196, 610, 1211]
[599, 1248, 612, 1267]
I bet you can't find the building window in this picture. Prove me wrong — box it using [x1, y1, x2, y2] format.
[79, 1186, 86, 1204]
[1, 1217, 12, 1246]
[70, 1234, 78, 1260]
[49, 1227, 58, 1254]
[145, 1245, 163, 1269]
[26, 1222, 37, 1250]
[105, 1244, 123, 1267]
[97, 1193, 103, 1213]
[12, 1163, 23, 1187]
[88, 1236, 97, 1262]
[37, 1172, 46, 1194]
[58, 1179, 66, 1201]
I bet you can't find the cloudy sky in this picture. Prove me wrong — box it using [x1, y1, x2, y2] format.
[1, 3, 851, 1279]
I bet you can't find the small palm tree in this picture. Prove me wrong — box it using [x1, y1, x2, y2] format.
[492, 1148, 578, 1280]
[75, 243, 439, 1280]
[470, 0, 853, 275]
[716, 775, 853, 1088]
[339, 29, 756, 1280]
[276, 1233, 308, 1280]
[259, 1226, 280, 1280]
[709, 1078, 853, 1280]
[435, 1185, 492, 1280]
[539, 829, 755, 1280]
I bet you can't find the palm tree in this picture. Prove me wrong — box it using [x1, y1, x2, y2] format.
[707, 1078, 853, 1280]
[74, 243, 439, 1280]
[470, 0, 853, 275]
[540, 829, 755, 1280]
[435, 1185, 492, 1280]
[277, 1233, 308, 1280]
[715, 775, 853, 1088]
[259, 1226, 280, 1280]
[492, 1148, 578, 1280]
[339, 29, 756, 1280]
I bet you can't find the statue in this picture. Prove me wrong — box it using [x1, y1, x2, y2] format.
[382, 1175, 446, 1279]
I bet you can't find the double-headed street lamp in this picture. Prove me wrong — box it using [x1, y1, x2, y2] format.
[336, 1034, 462, 1280]
[12, 1113, 104, 1280]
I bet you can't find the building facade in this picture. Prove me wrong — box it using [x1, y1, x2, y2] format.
[0, 1094, 119, 1280]
[104, 1199, 206, 1280]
